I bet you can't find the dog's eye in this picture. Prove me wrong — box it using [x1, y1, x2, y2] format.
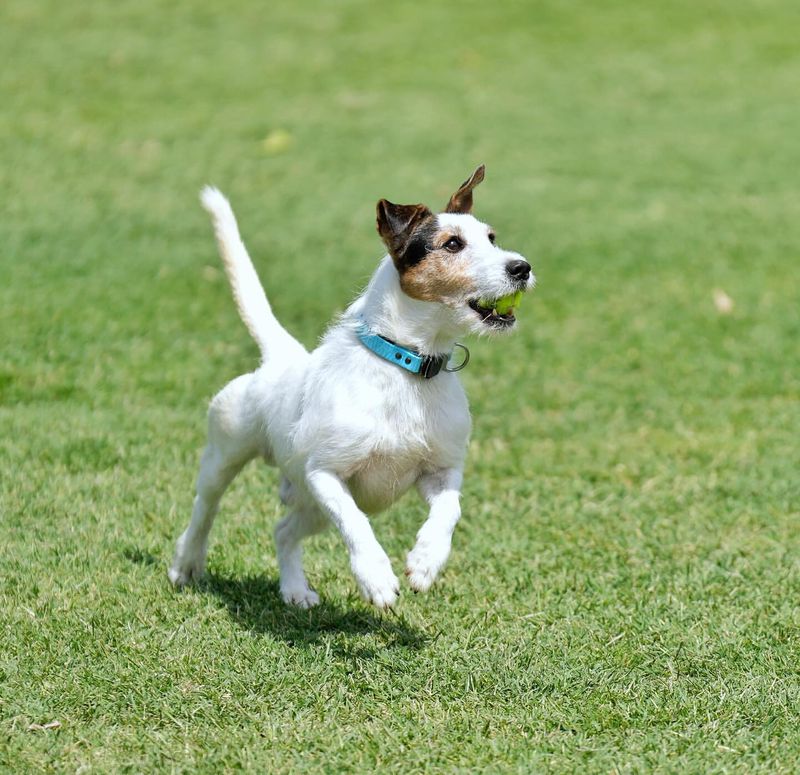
[443, 237, 463, 253]
[488, 232, 496, 244]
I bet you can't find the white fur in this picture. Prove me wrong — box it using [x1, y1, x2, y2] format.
[168, 187, 534, 608]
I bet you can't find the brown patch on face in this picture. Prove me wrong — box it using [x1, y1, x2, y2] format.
[375, 188, 478, 303]
[398, 229, 477, 303]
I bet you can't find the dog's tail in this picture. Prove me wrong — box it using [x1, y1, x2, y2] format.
[199, 186, 305, 362]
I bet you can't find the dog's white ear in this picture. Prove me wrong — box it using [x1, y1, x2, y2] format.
[376, 200, 433, 254]
[445, 164, 485, 214]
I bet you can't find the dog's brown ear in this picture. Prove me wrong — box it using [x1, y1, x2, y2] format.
[376, 200, 433, 254]
[445, 164, 485, 214]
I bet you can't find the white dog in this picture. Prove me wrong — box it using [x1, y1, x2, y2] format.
[168, 166, 534, 609]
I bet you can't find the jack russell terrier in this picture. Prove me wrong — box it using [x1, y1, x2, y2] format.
[169, 166, 535, 609]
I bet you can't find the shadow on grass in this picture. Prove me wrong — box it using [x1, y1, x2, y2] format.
[126, 548, 428, 653]
[201, 571, 429, 654]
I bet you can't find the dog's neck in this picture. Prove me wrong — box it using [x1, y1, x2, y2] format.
[352, 257, 460, 356]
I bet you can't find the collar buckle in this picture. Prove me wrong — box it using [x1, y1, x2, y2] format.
[419, 355, 446, 379]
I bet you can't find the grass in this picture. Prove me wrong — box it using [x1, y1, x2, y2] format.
[2, 0, 800, 771]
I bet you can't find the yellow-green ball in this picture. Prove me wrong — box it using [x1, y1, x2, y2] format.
[494, 291, 523, 315]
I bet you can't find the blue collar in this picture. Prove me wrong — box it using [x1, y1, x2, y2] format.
[355, 320, 469, 379]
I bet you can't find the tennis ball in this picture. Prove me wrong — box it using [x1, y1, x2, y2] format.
[493, 291, 523, 315]
[476, 290, 524, 315]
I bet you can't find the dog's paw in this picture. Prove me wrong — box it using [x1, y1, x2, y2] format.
[167, 556, 205, 587]
[168, 533, 209, 588]
[405, 535, 451, 593]
[351, 550, 400, 609]
[281, 584, 320, 609]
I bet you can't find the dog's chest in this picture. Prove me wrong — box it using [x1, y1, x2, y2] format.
[345, 384, 469, 514]
[347, 450, 426, 514]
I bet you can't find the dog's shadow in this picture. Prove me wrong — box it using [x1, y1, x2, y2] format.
[201, 571, 428, 653]
[126, 548, 428, 654]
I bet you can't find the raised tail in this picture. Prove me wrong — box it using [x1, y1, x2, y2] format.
[200, 186, 305, 362]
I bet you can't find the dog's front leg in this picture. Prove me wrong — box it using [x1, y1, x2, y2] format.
[306, 467, 400, 609]
[406, 468, 463, 593]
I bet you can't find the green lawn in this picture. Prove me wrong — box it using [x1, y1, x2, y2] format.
[2, 0, 800, 771]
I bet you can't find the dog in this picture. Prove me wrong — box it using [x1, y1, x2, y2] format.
[168, 165, 534, 608]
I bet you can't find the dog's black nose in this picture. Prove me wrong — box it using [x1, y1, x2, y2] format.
[506, 259, 531, 281]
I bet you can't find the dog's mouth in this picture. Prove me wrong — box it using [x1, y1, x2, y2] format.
[468, 291, 523, 329]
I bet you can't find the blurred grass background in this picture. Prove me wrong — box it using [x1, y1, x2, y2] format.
[2, 0, 799, 772]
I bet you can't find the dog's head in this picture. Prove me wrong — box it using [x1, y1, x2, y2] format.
[376, 165, 534, 334]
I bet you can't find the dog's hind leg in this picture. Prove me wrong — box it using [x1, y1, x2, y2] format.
[169, 375, 258, 587]
[168, 444, 250, 586]
[274, 507, 328, 608]
[278, 476, 295, 506]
